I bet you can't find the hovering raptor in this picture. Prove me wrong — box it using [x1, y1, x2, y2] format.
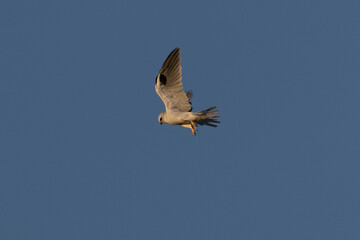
[155, 48, 220, 135]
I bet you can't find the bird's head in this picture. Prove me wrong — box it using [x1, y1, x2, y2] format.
[158, 112, 165, 125]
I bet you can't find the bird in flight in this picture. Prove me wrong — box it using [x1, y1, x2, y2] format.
[155, 48, 220, 135]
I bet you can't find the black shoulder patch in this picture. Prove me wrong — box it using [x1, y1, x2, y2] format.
[188, 101, 193, 112]
[160, 73, 167, 86]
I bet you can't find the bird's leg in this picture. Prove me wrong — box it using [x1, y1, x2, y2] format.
[190, 121, 198, 128]
[190, 126, 196, 136]
[190, 121, 198, 136]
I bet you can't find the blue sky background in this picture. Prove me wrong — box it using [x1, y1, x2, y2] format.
[1, 0, 359, 239]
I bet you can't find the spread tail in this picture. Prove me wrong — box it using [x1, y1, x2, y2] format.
[196, 106, 220, 127]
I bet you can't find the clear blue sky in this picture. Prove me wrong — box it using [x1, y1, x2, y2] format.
[1, 0, 359, 239]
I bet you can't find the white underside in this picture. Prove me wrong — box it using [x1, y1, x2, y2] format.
[163, 111, 197, 125]
[180, 124, 192, 129]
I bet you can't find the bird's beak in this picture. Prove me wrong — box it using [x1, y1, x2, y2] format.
[160, 122, 162, 125]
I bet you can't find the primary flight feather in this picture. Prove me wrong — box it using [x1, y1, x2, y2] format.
[155, 48, 220, 135]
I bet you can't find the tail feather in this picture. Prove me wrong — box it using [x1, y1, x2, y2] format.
[196, 106, 220, 127]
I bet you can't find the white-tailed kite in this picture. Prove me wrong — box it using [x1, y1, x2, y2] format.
[155, 48, 220, 135]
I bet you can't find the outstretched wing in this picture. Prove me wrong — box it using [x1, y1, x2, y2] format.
[155, 48, 192, 112]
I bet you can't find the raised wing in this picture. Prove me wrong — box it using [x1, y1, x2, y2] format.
[155, 48, 192, 112]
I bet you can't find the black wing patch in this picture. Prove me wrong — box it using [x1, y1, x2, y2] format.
[155, 73, 168, 86]
[159, 73, 167, 86]
[186, 90, 193, 112]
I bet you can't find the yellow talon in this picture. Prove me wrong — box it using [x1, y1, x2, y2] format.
[191, 128, 196, 136]
[190, 121, 198, 136]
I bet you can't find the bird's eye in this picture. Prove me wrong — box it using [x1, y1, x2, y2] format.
[160, 117, 162, 121]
